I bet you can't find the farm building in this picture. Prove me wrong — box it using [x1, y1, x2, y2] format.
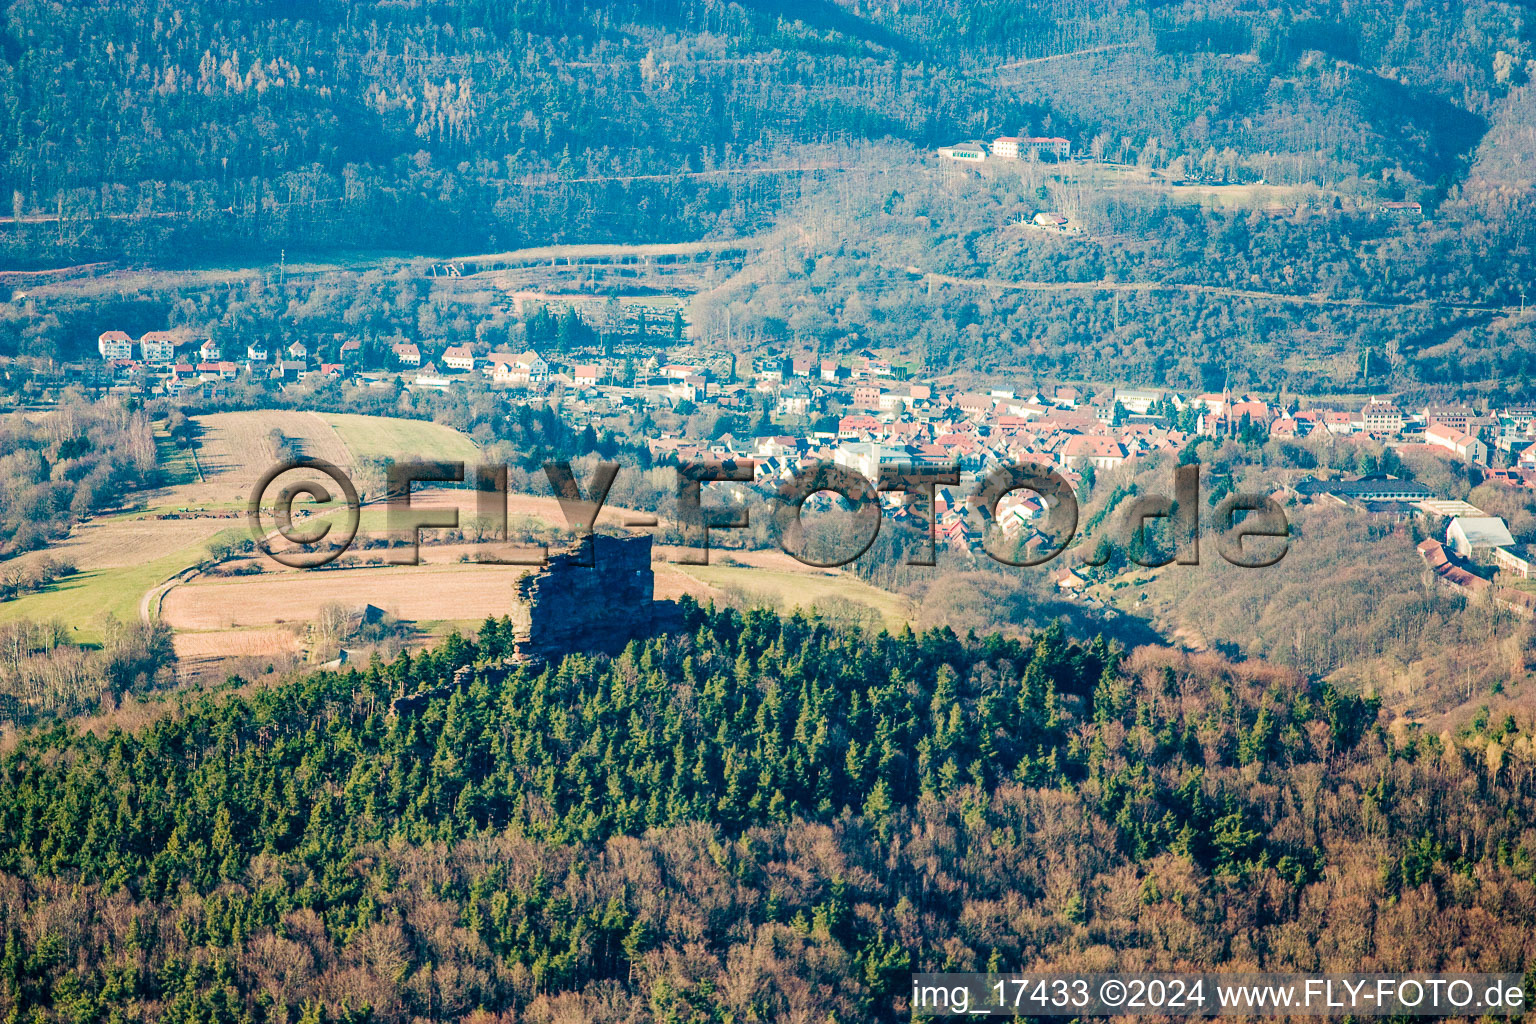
[938, 142, 986, 162]
[1447, 516, 1515, 559]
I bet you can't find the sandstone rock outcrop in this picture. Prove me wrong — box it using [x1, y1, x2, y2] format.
[509, 533, 655, 662]
[390, 534, 658, 715]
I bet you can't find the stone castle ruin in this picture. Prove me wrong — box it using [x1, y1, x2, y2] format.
[391, 534, 658, 715]
[508, 533, 656, 662]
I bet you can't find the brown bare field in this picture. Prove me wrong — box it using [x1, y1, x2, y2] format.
[172, 628, 300, 661]
[166, 409, 354, 508]
[657, 547, 826, 572]
[16, 515, 239, 573]
[655, 565, 721, 603]
[665, 561, 915, 629]
[248, 488, 651, 568]
[199, 409, 352, 476]
[6, 401, 916, 677]
[367, 488, 646, 533]
[161, 563, 537, 630]
[162, 542, 910, 633]
[171, 629, 306, 686]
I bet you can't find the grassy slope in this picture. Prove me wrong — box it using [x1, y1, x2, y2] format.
[672, 563, 914, 629]
[316, 412, 479, 464]
[0, 527, 247, 644]
[0, 411, 481, 642]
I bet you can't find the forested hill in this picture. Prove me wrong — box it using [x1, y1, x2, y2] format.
[0, 0, 1044, 264]
[1, 602, 1533, 1021]
[1, 0, 1528, 265]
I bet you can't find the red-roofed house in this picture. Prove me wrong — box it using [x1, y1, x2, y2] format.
[97, 331, 134, 360]
[1215, 400, 1273, 432]
[1322, 410, 1357, 435]
[939, 517, 976, 546]
[1061, 435, 1127, 470]
[839, 414, 881, 438]
[1051, 566, 1087, 590]
[141, 331, 178, 364]
[1425, 423, 1488, 464]
[1270, 414, 1304, 439]
[955, 393, 994, 421]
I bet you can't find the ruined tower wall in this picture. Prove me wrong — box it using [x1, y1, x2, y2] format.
[512, 534, 655, 661]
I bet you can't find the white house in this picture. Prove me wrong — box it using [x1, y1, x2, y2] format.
[516, 350, 549, 383]
[1424, 423, 1488, 464]
[1361, 399, 1404, 434]
[776, 385, 812, 418]
[442, 345, 476, 371]
[412, 371, 452, 391]
[833, 442, 889, 481]
[246, 343, 269, 363]
[97, 331, 133, 360]
[993, 136, 1070, 159]
[1060, 435, 1127, 470]
[1115, 388, 1164, 415]
[997, 492, 1046, 533]
[1008, 136, 1071, 159]
[140, 331, 177, 363]
[1493, 544, 1536, 578]
[487, 350, 548, 383]
[991, 136, 1025, 159]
